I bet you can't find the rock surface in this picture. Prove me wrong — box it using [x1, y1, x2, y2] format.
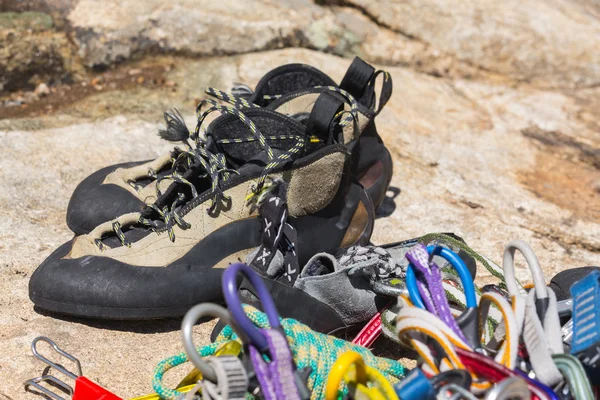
[4, 0, 600, 94]
[66, 0, 600, 87]
[0, 48, 598, 398]
[1, 0, 600, 398]
[346, 0, 600, 88]
[0, 12, 78, 92]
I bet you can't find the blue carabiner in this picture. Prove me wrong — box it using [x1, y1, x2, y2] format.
[406, 246, 479, 347]
[406, 245, 477, 308]
[222, 262, 281, 352]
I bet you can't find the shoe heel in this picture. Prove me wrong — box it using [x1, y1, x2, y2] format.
[361, 146, 393, 210]
[339, 186, 375, 248]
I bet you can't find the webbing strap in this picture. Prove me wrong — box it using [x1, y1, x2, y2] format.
[339, 57, 375, 103]
[249, 329, 300, 400]
[522, 289, 563, 386]
[405, 244, 468, 343]
[305, 92, 344, 144]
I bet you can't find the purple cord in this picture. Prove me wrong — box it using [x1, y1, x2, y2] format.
[249, 329, 301, 400]
[406, 244, 469, 343]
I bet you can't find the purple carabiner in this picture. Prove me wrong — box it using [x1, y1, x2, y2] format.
[223, 263, 281, 351]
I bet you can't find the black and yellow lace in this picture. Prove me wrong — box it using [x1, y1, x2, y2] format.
[97, 85, 360, 248]
[97, 100, 302, 247]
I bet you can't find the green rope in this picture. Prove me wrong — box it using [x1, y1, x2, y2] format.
[418, 233, 505, 282]
[152, 305, 408, 399]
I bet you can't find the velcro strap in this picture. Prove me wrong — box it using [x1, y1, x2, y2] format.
[305, 92, 344, 143]
[340, 57, 375, 102]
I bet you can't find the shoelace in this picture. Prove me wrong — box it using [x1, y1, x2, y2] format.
[127, 83, 360, 193]
[338, 245, 405, 279]
[97, 86, 359, 248]
[221, 85, 359, 131]
[96, 101, 298, 248]
[125, 87, 253, 194]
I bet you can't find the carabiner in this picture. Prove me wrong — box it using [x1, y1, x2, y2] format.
[325, 351, 398, 400]
[24, 376, 73, 400]
[326, 351, 368, 399]
[181, 302, 245, 383]
[478, 291, 519, 370]
[429, 370, 472, 392]
[502, 240, 548, 319]
[406, 245, 478, 347]
[28, 336, 122, 400]
[31, 336, 82, 380]
[552, 354, 595, 400]
[222, 263, 281, 351]
[435, 383, 478, 400]
[455, 348, 559, 400]
[130, 341, 243, 400]
[484, 377, 529, 400]
[406, 245, 478, 309]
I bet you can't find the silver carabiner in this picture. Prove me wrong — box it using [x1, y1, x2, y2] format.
[436, 383, 478, 400]
[31, 336, 82, 380]
[485, 377, 529, 400]
[181, 302, 248, 384]
[24, 375, 73, 400]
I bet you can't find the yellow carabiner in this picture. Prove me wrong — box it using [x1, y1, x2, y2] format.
[325, 351, 398, 400]
[129, 340, 242, 400]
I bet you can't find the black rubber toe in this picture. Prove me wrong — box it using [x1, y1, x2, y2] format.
[67, 161, 148, 235]
[29, 241, 224, 320]
[550, 266, 600, 301]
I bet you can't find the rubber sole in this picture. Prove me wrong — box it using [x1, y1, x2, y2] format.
[31, 185, 373, 321]
[29, 267, 227, 320]
[31, 296, 219, 321]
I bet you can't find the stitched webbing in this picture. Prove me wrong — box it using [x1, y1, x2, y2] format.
[522, 289, 564, 385]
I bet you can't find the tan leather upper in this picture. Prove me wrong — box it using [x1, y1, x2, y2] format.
[102, 151, 175, 205]
[67, 151, 345, 267]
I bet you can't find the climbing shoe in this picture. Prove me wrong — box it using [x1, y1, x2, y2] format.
[29, 92, 374, 319]
[550, 266, 600, 301]
[235, 231, 477, 336]
[66, 57, 393, 234]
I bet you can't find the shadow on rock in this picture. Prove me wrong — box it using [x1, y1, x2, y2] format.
[32, 306, 201, 334]
[376, 186, 401, 219]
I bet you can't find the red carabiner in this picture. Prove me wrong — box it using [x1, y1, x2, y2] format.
[73, 377, 122, 400]
[27, 337, 122, 400]
[456, 348, 558, 400]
